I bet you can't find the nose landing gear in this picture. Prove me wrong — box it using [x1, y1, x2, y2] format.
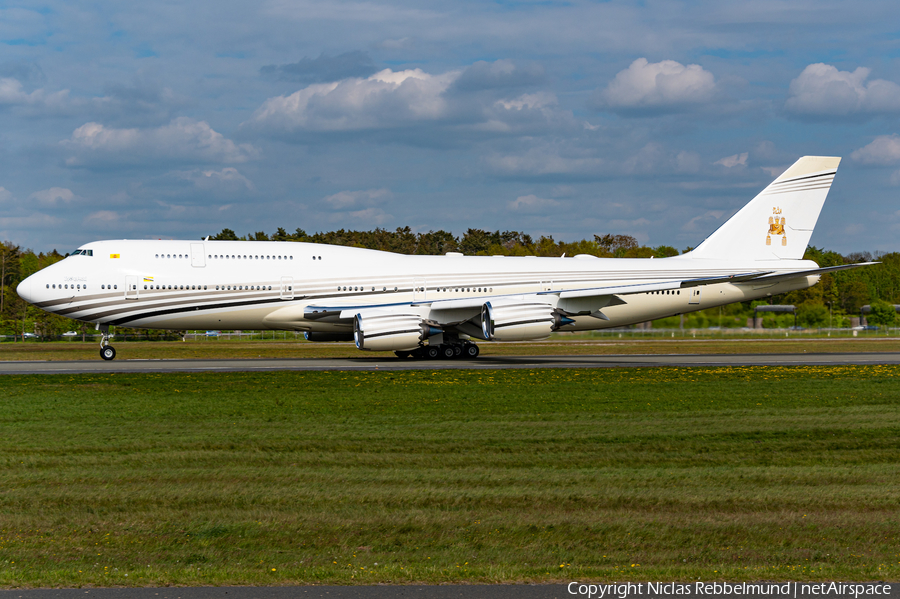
[97, 323, 116, 361]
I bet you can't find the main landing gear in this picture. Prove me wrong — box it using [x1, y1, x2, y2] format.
[98, 324, 116, 361]
[395, 342, 480, 360]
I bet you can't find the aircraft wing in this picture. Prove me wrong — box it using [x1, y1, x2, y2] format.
[302, 263, 877, 324]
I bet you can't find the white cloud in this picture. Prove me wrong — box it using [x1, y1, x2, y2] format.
[62, 118, 258, 167]
[715, 152, 748, 168]
[495, 92, 557, 112]
[0, 77, 70, 112]
[0, 187, 12, 203]
[785, 63, 900, 118]
[851, 135, 900, 165]
[507, 194, 563, 213]
[29, 187, 75, 206]
[246, 68, 457, 133]
[323, 188, 391, 210]
[594, 58, 717, 114]
[244, 61, 572, 141]
[174, 167, 255, 192]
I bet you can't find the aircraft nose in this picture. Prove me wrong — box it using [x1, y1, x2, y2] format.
[16, 277, 34, 305]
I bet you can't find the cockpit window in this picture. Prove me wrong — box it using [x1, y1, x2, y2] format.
[69, 249, 93, 257]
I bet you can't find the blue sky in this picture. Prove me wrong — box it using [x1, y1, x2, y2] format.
[1, 0, 899, 254]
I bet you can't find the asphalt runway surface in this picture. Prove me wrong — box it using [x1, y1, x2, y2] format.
[1, 352, 900, 375]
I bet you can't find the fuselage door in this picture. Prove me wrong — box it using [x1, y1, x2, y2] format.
[191, 244, 206, 268]
[280, 276, 294, 300]
[413, 278, 426, 302]
[688, 288, 701, 305]
[125, 275, 139, 300]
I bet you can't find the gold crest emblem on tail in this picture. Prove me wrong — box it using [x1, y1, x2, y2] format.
[767, 208, 787, 246]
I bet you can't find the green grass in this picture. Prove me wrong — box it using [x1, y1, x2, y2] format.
[1, 366, 899, 586]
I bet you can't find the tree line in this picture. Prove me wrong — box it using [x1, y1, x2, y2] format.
[1, 227, 897, 339]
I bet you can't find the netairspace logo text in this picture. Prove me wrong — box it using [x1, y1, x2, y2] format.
[567, 582, 893, 599]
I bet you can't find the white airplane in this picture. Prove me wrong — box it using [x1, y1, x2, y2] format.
[17, 156, 873, 361]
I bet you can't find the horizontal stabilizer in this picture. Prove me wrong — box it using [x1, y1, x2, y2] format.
[735, 262, 878, 286]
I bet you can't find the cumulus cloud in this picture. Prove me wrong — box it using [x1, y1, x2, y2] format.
[323, 188, 391, 210]
[785, 64, 900, 118]
[507, 194, 563, 213]
[246, 68, 455, 133]
[592, 58, 717, 115]
[61, 117, 258, 168]
[29, 187, 76, 206]
[260, 51, 378, 84]
[715, 152, 748, 168]
[244, 60, 571, 140]
[851, 135, 900, 165]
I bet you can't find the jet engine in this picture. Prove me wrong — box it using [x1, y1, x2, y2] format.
[353, 312, 441, 351]
[480, 300, 574, 341]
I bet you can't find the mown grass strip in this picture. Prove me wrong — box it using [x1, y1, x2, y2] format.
[0, 366, 898, 586]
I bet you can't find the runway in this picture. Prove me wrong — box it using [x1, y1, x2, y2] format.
[1, 352, 899, 375]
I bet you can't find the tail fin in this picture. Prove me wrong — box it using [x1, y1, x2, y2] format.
[690, 156, 840, 261]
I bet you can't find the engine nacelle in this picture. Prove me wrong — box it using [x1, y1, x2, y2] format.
[353, 312, 439, 351]
[480, 301, 573, 341]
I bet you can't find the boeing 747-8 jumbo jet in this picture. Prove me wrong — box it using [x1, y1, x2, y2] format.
[17, 156, 874, 361]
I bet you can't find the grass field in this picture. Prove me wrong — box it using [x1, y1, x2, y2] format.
[1, 366, 899, 587]
[3, 336, 900, 362]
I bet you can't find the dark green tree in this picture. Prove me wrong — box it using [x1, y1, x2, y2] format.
[867, 299, 897, 327]
[211, 228, 240, 241]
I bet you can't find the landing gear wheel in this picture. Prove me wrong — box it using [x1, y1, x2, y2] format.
[464, 344, 480, 358]
[394, 350, 411, 359]
[100, 346, 117, 361]
[424, 346, 441, 359]
[452, 345, 463, 358]
[440, 345, 456, 359]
